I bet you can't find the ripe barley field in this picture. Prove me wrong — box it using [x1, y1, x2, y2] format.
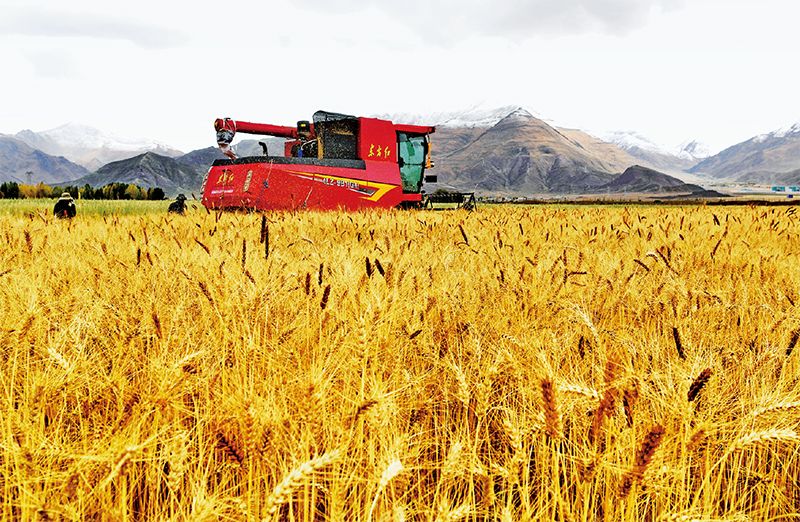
[1, 201, 799, 521]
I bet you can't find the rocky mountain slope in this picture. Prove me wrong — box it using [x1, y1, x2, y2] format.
[598, 165, 704, 194]
[392, 106, 713, 195]
[72, 152, 203, 195]
[690, 123, 800, 181]
[434, 109, 635, 194]
[0, 136, 89, 184]
[177, 147, 227, 173]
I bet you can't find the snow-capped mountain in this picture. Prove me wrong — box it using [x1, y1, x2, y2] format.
[379, 106, 711, 186]
[676, 140, 712, 162]
[376, 105, 546, 129]
[381, 107, 725, 184]
[14, 123, 183, 171]
[599, 131, 665, 153]
[29, 123, 175, 152]
[598, 131, 712, 160]
[596, 131, 710, 175]
[753, 122, 800, 143]
[433, 109, 705, 196]
[691, 120, 800, 180]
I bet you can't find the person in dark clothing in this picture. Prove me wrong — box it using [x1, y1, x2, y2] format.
[53, 192, 76, 218]
[168, 194, 188, 214]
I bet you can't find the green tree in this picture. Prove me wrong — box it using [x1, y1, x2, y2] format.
[80, 184, 94, 200]
[0, 181, 20, 199]
[147, 187, 166, 200]
[124, 184, 142, 200]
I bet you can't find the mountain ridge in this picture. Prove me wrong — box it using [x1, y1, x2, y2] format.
[435, 109, 621, 194]
[598, 165, 703, 194]
[14, 123, 184, 171]
[0, 136, 89, 184]
[690, 122, 800, 181]
[72, 152, 203, 195]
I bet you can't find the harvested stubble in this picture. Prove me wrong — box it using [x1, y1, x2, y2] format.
[1, 201, 800, 520]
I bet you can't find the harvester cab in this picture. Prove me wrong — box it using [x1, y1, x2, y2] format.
[203, 110, 446, 211]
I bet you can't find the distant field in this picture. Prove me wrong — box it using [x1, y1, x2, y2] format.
[0, 198, 199, 216]
[1, 202, 798, 520]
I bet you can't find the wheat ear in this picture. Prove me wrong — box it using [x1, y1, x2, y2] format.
[734, 429, 799, 450]
[263, 449, 341, 519]
[541, 379, 562, 440]
[687, 368, 712, 402]
[367, 459, 403, 522]
[620, 425, 665, 497]
[752, 402, 800, 418]
[558, 383, 600, 401]
[436, 503, 471, 522]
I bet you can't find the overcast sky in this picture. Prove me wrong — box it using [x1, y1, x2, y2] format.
[1, 0, 798, 153]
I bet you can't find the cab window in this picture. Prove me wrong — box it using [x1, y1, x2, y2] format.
[397, 133, 427, 193]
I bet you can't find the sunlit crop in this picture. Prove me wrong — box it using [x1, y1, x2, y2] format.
[1, 201, 799, 520]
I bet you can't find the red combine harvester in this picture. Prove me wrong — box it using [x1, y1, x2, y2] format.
[201, 110, 473, 211]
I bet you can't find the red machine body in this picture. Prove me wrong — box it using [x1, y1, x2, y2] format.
[202, 110, 436, 211]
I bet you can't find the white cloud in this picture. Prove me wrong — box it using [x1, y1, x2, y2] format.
[23, 49, 79, 78]
[0, 8, 188, 49]
[297, 0, 685, 42]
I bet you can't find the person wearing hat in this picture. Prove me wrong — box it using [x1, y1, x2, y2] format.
[53, 192, 76, 219]
[168, 193, 188, 215]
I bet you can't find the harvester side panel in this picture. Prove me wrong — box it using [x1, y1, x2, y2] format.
[202, 158, 420, 211]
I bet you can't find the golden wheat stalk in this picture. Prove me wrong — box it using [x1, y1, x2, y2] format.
[436, 503, 471, 522]
[752, 401, 800, 418]
[215, 430, 244, 466]
[46, 346, 71, 371]
[367, 459, 403, 522]
[558, 383, 600, 401]
[166, 431, 189, 494]
[98, 446, 136, 490]
[441, 441, 464, 480]
[734, 429, 800, 450]
[623, 382, 639, 427]
[263, 450, 341, 519]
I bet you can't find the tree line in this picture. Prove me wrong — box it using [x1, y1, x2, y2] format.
[0, 182, 166, 201]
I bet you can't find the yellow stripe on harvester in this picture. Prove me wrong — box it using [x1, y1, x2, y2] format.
[285, 170, 396, 202]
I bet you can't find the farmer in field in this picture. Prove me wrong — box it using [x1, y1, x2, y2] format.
[168, 194, 188, 215]
[53, 192, 76, 219]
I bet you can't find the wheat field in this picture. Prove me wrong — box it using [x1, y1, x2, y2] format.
[1, 201, 799, 521]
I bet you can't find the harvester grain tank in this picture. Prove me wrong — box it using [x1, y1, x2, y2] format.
[201, 110, 442, 211]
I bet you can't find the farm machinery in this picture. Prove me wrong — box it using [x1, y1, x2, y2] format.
[201, 110, 475, 211]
